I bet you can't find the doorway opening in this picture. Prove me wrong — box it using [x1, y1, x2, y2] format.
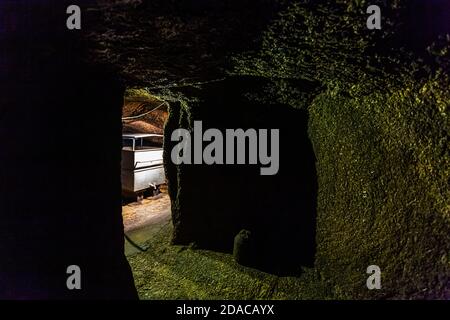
[120, 91, 171, 255]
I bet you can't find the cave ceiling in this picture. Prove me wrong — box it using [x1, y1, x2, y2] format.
[85, 0, 284, 88]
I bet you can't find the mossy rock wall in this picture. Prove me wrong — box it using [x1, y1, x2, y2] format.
[161, 75, 449, 298]
[159, 0, 450, 298]
[308, 77, 449, 299]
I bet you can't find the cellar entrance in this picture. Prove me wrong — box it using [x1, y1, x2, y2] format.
[119, 94, 172, 255]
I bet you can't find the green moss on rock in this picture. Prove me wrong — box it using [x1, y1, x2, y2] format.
[308, 76, 449, 299]
[146, 0, 450, 299]
[228, 0, 450, 299]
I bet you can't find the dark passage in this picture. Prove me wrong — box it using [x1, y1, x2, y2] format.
[0, 1, 137, 299]
[165, 78, 318, 275]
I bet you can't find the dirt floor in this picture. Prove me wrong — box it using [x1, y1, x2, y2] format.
[122, 191, 171, 255]
[122, 190, 326, 300]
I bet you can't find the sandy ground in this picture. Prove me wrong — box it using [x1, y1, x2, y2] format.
[122, 191, 171, 255]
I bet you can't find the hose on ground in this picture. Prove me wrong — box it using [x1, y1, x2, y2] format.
[124, 233, 148, 252]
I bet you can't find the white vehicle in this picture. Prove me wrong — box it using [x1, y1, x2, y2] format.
[121, 133, 165, 196]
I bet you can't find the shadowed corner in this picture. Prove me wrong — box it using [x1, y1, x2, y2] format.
[163, 77, 319, 277]
[0, 0, 138, 299]
[235, 106, 318, 277]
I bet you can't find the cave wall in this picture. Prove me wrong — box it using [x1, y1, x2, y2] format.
[226, 0, 450, 298]
[162, 66, 449, 299]
[309, 78, 450, 299]
[0, 0, 137, 299]
[160, 0, 450, 297]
